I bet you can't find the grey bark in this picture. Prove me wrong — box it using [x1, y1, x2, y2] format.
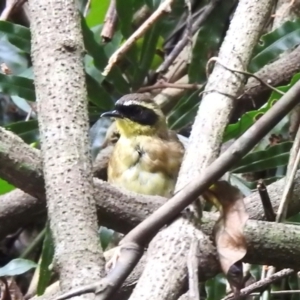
[128, 1, 274, 300]
[2, 123, 300, 299]
[28, 0, 105, 294]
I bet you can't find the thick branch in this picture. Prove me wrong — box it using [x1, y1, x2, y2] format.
[29, 0, 104, 293]
[128, 1, 274, 300]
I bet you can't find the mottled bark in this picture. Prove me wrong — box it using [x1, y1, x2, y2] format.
[28, 0, 104, 295]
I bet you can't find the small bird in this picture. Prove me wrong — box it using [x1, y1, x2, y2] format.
[101, 93, 184, 197]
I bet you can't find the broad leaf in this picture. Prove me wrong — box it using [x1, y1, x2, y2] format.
[232, 142, 292, 174]
[0, 259, 37, 276]
[5, 119, 38, 135]
[250, 19, 300, 72]
[0, 21, 31, 54]
[0, 179, 15, 195]
[0, 74, 35, 101]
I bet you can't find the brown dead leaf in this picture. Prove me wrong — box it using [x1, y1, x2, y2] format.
[0, 278, 23, 300]
[211, 181, 249, 295]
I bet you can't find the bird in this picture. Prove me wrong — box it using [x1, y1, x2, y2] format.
[101, 93, 185, 197]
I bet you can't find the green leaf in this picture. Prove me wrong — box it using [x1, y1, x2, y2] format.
[37, 223, 54, 296]
[250, 19, 300, 72]
[0, 21, 31, 53]
[205, 274, 227, 300]
[0, 40, 29, 74]
[0, 74, 35, 101]
[99, 226, 114, 251]
[168, 1, 235, 130]
[133, 20, 162, 88]
[188, 0, 236, 82]
[81, 17, 129, 95]
[5, 120, 38, 135]
[0, 179, 15, 195]
[224, 72, 300, 143]
[116, 0, 134, 38]
[85, 73, 114, 110]
[85, 0, 110, 28]
[168, 90, 201, 130]
[231, 142, 292, 174]
[0, 258, 37, 276]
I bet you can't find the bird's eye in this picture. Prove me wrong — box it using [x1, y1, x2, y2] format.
[134, 106, 143, 114]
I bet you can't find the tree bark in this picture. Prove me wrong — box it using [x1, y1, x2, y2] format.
[128, 1, 274, 300]
[28, 0, 105, 294]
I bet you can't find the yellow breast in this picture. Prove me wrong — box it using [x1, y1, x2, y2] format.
[107, 135, 184, 197]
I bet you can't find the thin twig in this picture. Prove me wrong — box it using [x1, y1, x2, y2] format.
[83, 0, 91, 17]
[276, 124, 300, 222]
[207, 57, 285, 96]
[157, 0, 219, 73]
[184, 0, 192, 64]
[257, 180, 275, 222]
[101, 0, 118, 42]
[137, 82, 203, 93]
[102, 0, 174, 76]
[55, 66, 300, 300]
[222, 268, 294, 300]
[187, 240, 200, 300]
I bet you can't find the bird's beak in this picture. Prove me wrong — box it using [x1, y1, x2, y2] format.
[101, 110, 124, 119]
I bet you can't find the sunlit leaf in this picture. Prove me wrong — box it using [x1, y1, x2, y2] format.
[85, 0, 110, 28]
[0, 179, 15, 195]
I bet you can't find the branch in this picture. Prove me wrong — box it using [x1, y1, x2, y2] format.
[2, 129, 300, 299]
[222, 269, 294, 300]
[137, 82, 203, 93]
[101, 0, 117, 42]
[28, 0, 105, 293]
[128, 1, 274, 300]
[102, 0, 174, 76]
[236, 45, 300, 119]
[156, 0, 219, 74]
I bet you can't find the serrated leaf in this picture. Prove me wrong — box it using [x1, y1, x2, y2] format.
[37, 224, 54, 296]
[232, 142, 292, 174]
[0, 259, 37, 276]
[0, 74, 35, 101]
[0, 21, 31, 53]
[250, 19, 300, 72]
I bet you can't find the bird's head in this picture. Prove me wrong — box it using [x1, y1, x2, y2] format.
[101, 94, 167, 137]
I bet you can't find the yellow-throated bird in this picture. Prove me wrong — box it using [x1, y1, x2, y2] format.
[101, 93, 184, 197]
